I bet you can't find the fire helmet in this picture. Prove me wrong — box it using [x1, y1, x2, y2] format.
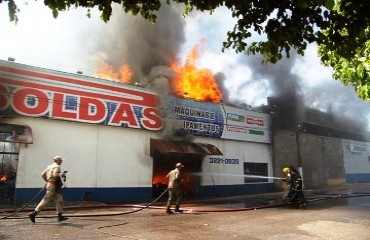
[53, 156, 63, 161]
[176, 163, 184, 168]
[282, 167, 290, 173]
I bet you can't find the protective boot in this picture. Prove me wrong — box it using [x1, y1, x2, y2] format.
[57, 213, 69, 222]
[175, 205, 183, 213]
[166, 206, 173, 214]
[28, 211, 37, 223]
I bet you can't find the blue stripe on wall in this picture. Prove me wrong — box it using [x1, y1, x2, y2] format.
[15, 187, 152, 203]
[14, 183, 274, 203]
[346, 173, 370, 183]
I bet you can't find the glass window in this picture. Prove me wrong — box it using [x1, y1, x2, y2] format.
[244, 162, 268, 183]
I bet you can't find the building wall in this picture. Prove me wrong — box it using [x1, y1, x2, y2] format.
[273, 130, 345, 190]
[6, 117, 157, 202]
[202, 139, 272, 185]
[300, 134, 345, 187]
[201, 139, 273, 196]
[5, 116, 273, 202]
[342, 140, 370, 183]
[272, 129, 298, 190]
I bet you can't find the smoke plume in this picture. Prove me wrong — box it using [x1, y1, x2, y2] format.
[232, 51, 370, 133]
[89, 4, 370, 134]
[91, 3, 185, 84]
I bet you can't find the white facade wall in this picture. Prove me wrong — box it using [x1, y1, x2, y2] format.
[342, 139, 370, 174]
[9, 117, 157, 189]
[201, 139, 272, 186]
[9, 117, 272, 190]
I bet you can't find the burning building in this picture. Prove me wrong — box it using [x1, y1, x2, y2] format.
[0, 59, 273, 203]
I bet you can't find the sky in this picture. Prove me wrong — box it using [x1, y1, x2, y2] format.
[1, 1, 370, 131]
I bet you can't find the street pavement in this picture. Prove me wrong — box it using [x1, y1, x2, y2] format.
[1, 183, 370, 240]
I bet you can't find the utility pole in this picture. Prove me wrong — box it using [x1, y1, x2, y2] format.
[295, 122, 304, 188]
[296, 122, 302, 167]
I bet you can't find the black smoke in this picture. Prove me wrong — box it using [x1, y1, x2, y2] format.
[228, 51, 370, 133]
[91, 2, 185, 83]
[89, 4, 370, 134]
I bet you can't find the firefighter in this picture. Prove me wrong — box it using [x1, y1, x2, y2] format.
[282, 167, 292, 202]
[28, 156, 68, 223]
[166, 162, 184, 214]
[286, 166, 306, 207]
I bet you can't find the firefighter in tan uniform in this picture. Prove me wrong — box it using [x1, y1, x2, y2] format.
[166, 163, 184, 214]
[282, 167, 292, 202]
[28, 156, 68, 223]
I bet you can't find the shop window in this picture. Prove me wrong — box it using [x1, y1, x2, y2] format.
[0, 123, 33, 144]
[244, 162, 268, 183]
[0, 141, 19, 201]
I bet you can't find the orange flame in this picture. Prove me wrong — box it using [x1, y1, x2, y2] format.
[95, 61, 133, 84]
[0, 174, 7, 182]
[152, 175, 168, 185]
[171, 44, 223, 103]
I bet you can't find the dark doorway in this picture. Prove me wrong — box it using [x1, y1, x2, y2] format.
[152, 152, 203, 199]
[0, 139, 19, 202]
[150, 139, 223, 200]
[0, 124, 31, 203]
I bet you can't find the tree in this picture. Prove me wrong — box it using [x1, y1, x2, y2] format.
[3, 0, 370, 101]
[318, 3, 370, 101]
[319, 30, 370, 101]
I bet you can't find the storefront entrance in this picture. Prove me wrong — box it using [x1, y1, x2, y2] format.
[152, 152, 203, 199]
[150, 139, 222, 199]
[0, 139, 19, 202]
[0, 123, 32, 202]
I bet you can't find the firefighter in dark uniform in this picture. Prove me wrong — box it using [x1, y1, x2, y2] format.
[28, 156, 69, 223]
[286, 166, 306, 207]
[166, 162, 184, 214]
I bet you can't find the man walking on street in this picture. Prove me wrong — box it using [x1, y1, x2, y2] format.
[28, 156, 69, 223]
[166, 162, 184, 214]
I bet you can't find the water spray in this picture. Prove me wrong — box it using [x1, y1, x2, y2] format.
[193, 172, 285, 180]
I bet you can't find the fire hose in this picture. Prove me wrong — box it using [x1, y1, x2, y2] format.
[2, 190, 370, 218]
[0, 172, 290, 220]
[0, 170, 68, 220]
[0, 184, 46, 220]
[2, 181, 370, 220]
[0, 186, 169, 220]
[1, 190, 369, 240]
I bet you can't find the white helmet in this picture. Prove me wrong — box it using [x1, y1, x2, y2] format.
[53, 156, 63, 161]
[176, 163, 184, 168]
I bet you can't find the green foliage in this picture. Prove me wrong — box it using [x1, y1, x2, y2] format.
[221, 0, 330, 64]
[5, 0, 18, 22]
[318, 0, 370, 101]
[2, 0, 370, 101]
[319, 37, 370, 101]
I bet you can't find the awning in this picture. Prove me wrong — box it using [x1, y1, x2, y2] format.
[150, 139, 223, 156]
